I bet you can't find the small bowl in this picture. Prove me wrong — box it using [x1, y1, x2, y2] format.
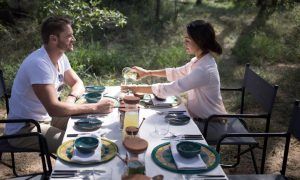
[74, 136, 99, 153]
[85, 92, 102, 103]
[85, 86, 105, 93]
[125, 126, 139, 136]
[133, 92, 145, 99]
[176, 141, 202, 158]
[154, 94, 166, 101]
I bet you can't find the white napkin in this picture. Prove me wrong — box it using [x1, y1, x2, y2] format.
[151, 95, 173, 107]
[170, 140, 207, 170]
[71, 135, 102, 163]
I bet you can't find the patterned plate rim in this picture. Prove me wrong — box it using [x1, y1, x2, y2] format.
[143, 95, 182, 109]
[57, 138, 118, 165]
[151, 142, 220, 174]
[103, 95, 120, 107]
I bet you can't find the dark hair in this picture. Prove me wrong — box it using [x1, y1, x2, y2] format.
[186, 20, 222, 55]
[41, 16, 72, 44]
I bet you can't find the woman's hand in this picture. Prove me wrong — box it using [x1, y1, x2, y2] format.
[131, 66, 150, 80]
[95, 97, 115, 113]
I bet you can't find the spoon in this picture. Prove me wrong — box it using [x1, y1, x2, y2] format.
[138, 117, 146, 130]
[116, 153, 127, 164]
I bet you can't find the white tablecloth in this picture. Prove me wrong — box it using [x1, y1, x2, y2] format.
[51, 86, 227, 180]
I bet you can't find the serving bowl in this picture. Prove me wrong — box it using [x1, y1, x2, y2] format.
[85, 92, 102, 103]
[85, 86, 105, 93]
[74, 136, 99, 153]
[176, 141, 202, 158]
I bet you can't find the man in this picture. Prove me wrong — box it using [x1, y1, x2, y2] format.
[5, 16, 114, 153]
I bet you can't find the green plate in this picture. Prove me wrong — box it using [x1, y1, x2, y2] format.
[77, 95, 119, 107]
[74, 118, 102, 131]
[140, 95, 181, 109]
[165, 114, 190, 126]
[167, 118, 190, 126]
[151, 142, 220, 174]
[57, 138, 118, 165]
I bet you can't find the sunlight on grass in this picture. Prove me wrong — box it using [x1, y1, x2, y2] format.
[204, 0, 235, 9]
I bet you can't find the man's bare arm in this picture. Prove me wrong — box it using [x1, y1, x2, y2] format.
[32, 84, 113, 116]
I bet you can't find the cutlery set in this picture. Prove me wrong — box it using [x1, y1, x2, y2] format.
[67, 132, 106, 137]
[183, 174, 227, 180]
[161, 134, 203, 140]
[51, 170, 106, 178]
[156, 110, 186, 115]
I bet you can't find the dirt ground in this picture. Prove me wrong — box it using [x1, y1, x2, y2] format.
[0, 111, 300, 180]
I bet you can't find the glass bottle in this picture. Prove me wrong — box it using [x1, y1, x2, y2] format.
[122, 95, 140, 138]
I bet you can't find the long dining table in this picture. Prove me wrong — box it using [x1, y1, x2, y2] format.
[51, 86, 228, 180]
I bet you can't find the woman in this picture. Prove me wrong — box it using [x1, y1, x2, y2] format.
[121, 20, 227, 124]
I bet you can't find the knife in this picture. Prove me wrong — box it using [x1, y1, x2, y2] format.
[196, 175, 225, 177]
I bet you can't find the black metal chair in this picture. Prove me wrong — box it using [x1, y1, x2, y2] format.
[0, 69, 10, 114]
[0, 119, 52, 179]
[195, 63, 279, 173]
[1, 70, 53, 178]
[218, 100, 299, 180]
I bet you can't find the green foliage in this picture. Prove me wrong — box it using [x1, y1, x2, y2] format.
[232, 31, 285, 65]
[40, 0, 127, 39]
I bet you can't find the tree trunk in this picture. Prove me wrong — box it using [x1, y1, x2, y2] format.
[196, 0, 202, 5]
[155, 0, 160, 21]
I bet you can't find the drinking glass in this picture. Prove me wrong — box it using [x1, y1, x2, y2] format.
[154, 118, 169, 137]
[122, 67, 137, 85]
[93, 167, 112, 180]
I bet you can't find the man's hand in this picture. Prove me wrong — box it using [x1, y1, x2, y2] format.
[95, 97, 115, 113]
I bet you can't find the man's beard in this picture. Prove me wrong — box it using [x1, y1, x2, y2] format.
[57, 40, 73, 52]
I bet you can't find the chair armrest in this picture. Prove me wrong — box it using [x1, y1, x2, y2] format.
[0, 132, 52, 166]
[220, 87, 243, 91]
[0, 132, 43, 140]
[0, 132, 49, 152]
[0, 119, 41, 133]
[208, 114, 268, 119]
[202, 114, 269, 138]
[216, 132, 290, 152]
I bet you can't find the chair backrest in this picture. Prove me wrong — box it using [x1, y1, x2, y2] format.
[289, 100, 300, 140]
[242, 63, 278, 114]
[0, 69, 10, 114]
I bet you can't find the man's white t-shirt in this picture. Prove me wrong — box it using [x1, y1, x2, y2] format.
[5, 46, 71, 135]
